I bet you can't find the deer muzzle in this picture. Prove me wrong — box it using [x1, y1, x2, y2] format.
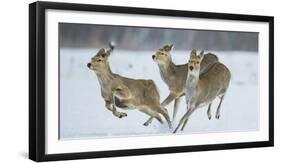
[87, 63, 91, 68]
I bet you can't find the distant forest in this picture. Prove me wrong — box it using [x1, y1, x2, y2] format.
[59, 23, 258, 52]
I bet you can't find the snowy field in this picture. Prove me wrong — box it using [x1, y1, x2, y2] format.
[59, 48, 259, 140]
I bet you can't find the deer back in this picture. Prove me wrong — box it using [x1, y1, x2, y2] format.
[198, 53, 219, 74]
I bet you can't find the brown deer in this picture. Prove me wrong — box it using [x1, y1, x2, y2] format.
[173, 50, 231, 133]
[87, 45, 172, 128]
[152, 44, 219, 120]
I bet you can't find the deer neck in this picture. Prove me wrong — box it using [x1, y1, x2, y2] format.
[158, 60, 176, 80]
[96, 65, 115, 86]
[186, 70, 200, 97]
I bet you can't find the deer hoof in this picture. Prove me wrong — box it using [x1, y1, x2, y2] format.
[215, 114, 220, 119]
[143, 122, 149, 126]
[118, 112, 127, 118]
[208, 116, 212, 120]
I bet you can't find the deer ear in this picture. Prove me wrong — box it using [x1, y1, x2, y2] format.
[98, 48, 105, 54]
[199, 50, 204, 56]
[105, 49, 112, 57]
[106, 43, 115, 56]
[190, 49, 197, 57]
[169, 44, 174, 51]
[97, 48, 106, 57]
[163, 44, 173, 51]
[98, 48, 109, 58]
[198, 50, 204, 60]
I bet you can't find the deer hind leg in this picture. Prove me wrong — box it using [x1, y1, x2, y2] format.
[105, 101, 127, 118]
[150, 112, 163, 124]
[173, 98, 181, 121]
[207, 103, 212, 120]
[141, 108, 163, 125]
[143, 107, 168, 126]
[173, 108, 194, 133]
[215, 95, 225, 119]
[143, 117, 153, 126]
[158, 107, 172, 129]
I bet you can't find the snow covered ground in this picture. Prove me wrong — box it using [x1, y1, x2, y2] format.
[59, 48, 259, 140]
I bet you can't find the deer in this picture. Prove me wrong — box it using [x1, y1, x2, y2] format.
[152, 44, 219, 121]
[173, 50, 231, 133]
[87, 44, 172, 128]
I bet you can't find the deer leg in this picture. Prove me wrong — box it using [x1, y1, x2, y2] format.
[112, 105, 127, 118]
[181, 119, 188, 131]
[158, 107, 172, 129]
[143, 106, 169, 126]
[207, 103, 212, 120]
[174, 108, 194, 133]
[173, 98, 181, 121]
[161, 93, 177, 107]
[161, 93, 178, 121]
[105, 101, 127, 118]
[180, 104, 194, 131]
[215, 95, 225, 119]
[149, 110, 164, 124]
[180, 109, 195, 131]
[141, 108, 163, 125]
[153, 114, 164, 124]
[143, 117, 153, 126]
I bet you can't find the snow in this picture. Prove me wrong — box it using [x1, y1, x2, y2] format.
[59, 48, 259, 140]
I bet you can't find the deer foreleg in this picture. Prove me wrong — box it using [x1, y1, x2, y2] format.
[105, 101, 127, 118]
[161, 93, 178, 107]
[173, 98, 181, 121]
[174, 108, 194, 133]
[161, 93, 178, 121]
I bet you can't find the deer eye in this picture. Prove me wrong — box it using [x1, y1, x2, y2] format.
[116, 88, 122, 91]
[196, 61, 199, 64]
[97, 59, 102, 62]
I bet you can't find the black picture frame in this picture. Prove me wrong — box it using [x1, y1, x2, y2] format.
[29, 1, 274, 162]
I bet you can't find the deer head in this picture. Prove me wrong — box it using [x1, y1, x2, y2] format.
[188, 49, 204, 75]
[152, 44, 174, 65]
[87, 48, 113, 73]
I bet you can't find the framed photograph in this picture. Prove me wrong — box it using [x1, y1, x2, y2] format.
[29, 1, 274, 162]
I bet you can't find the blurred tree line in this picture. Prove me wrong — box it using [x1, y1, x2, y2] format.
[59, 23, 258, 51]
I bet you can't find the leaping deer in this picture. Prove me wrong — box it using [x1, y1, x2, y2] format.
[152, 44, 219, 120]
[173, 50, 231, 133]
[87, 44, 172, 128]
